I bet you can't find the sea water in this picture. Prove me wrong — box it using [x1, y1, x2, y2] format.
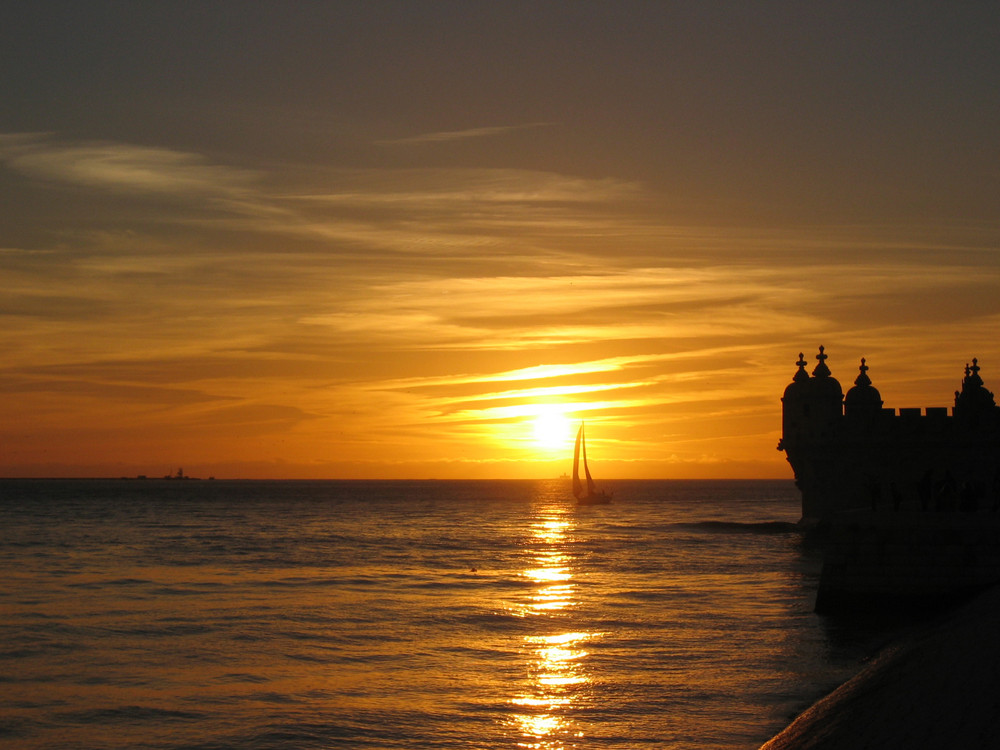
[0, 479, 885, 749]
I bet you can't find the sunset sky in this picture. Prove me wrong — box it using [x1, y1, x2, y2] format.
[3, 2, 999, 479]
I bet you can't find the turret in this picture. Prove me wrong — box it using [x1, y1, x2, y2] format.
[844, 358, 883, 420]
[780, 347, 846, 521]
[809, 346, 844, 431]
[954, 358, 996, 417]
[780, 352, 811, 442]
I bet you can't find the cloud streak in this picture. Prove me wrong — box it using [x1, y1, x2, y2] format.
[375, 122, 555, 146]
[0, 134, 255, 200]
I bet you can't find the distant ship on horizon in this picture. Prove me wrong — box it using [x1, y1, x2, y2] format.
[163, 467, 199, 480]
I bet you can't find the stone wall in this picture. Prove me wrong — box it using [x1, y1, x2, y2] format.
[815, 511, 1000, 613]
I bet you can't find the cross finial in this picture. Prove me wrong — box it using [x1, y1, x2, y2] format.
[812, 345, 832, 378]
[792, 352, 809, 382]
[967, 357, 985, 387]
[854, 357, 872, 387]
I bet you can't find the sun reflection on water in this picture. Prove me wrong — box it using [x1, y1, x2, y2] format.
[509, 507, 601, 749]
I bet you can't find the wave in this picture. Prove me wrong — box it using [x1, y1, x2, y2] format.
[673, 520, 801, 535]
[58, 705, 205, 724]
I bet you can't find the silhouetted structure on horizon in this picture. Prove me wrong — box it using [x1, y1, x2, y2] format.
[779, 347, 1000, 522]
[779, 347, 1000, 613]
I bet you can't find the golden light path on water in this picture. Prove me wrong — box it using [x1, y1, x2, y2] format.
[509, 508, 601, 749]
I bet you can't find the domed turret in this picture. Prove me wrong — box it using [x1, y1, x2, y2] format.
[809, 345, 844, 402]
[808, 346, 845, 433]
[782, 352, 810, 401]
[844, 358, 883, 416]
[954, 358, 996, 417]
[781, 353, 813, 447]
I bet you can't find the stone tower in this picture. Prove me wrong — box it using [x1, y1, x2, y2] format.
[779, 346, 845, 519]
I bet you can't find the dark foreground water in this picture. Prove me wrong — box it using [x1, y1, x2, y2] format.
[0, 479, 882, 749]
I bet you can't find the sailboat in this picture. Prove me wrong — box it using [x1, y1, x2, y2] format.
[572, 423, 612, 505]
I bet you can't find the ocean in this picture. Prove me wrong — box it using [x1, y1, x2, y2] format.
[0, 479, 889, 749]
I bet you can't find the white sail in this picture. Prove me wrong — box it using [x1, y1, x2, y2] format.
[582, 429, 597, 496]
[573, 422, 610, 503]
[572, 424, 586, 499]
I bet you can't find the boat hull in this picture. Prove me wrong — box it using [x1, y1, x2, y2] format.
[577, 492, 612, 506]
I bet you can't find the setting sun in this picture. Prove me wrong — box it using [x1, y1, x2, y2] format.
[532, 408, 572, 452]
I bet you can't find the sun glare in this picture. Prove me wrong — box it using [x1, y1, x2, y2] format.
[532, 408, 572, 451]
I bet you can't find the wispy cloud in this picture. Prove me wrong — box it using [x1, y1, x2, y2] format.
[285, 168, 639, 206]
[375, 122, 555, 146]
[0, 134, 646, 264]
[0, 133, 255, 200]
[297, 266, 819, 351]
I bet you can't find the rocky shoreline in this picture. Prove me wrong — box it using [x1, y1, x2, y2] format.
[759, 585, 1000, 749]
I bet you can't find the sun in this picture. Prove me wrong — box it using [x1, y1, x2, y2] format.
[532, 408, 572, 451]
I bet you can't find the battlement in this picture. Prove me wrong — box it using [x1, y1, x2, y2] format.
[894, 406, 949, 419]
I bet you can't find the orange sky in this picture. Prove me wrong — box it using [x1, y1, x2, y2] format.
[2, 3, 999, 478]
